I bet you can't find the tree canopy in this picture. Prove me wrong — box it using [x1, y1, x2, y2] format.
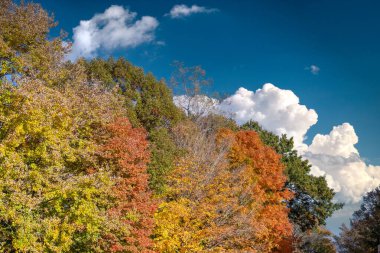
[0, 1, 349, 252]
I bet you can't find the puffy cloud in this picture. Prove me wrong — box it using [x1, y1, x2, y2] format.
[308, 123, 359, 158]
[67, 5, 158, 61]
[167, 4, 218, 19]
[305, 65, 320, 75]
[218, 83, 318, 150]
[305, 123, 380, 203]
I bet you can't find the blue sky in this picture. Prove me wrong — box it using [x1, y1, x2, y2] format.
[37, 0, 380, 233]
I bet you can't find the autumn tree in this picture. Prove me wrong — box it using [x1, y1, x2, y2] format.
[242, 121, 343, 232]
[0, 8, 154, 247]
[154, 119, 293, 252]
[98, 118, 156, 253]
[213, 129, 293, 252]
[154, 120, 229, 252]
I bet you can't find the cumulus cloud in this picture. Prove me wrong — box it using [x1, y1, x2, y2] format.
[167, 4, 218, 19]
[305, 65, 320, 75]
[67, 5, 158, 61]
[308, 123, 359, 158]
[218, 84, 318, 150]
[305, 123, 380, 203]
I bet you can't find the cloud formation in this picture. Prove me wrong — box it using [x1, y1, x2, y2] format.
[68, 5, 158, 61]
[305, 123, 380, 203]
[308, 123, 359, 158]
[306, 64, 320, 75]
[218, 84, 318, 150]
[167, 4, 218, 19]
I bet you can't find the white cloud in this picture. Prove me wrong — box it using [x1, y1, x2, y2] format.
[305, 123, 380, 203]
[218, 83, 318, 151]
[167, 4, 218, 19]
[67, 5, 158, 61]
[308, 123, 359, 158]
[305, 65, 320, 75]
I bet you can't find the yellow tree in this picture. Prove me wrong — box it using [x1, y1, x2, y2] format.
[154, 120, 229, 252]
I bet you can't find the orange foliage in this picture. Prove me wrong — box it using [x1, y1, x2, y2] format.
[100, 118, 156, 253]
[211, 129, 293, 252]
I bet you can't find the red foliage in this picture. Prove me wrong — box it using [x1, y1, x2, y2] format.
[100, 118, 156, 253]
[275, 237, 296, 253]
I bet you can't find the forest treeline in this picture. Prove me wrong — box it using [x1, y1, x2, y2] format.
[0, 1, 379, 252]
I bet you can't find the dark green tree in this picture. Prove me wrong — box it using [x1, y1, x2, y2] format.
[241, 120, 343, 231]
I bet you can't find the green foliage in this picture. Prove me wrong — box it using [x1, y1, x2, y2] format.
[148, 128, 177, 194]
[135, 73, 183, 131]
[241, 120, 343, 231]
[83, 58, 184, 130]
